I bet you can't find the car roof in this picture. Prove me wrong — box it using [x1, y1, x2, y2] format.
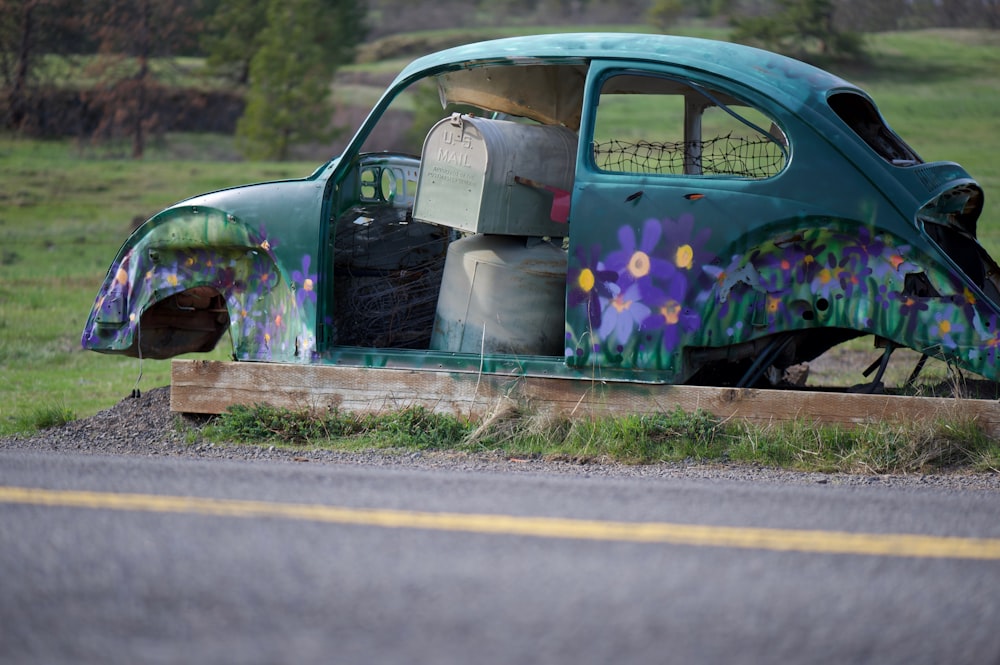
[392, 32, 857, 109]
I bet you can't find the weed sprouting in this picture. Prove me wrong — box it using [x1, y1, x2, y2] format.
[30, 403, 76, 430]
[0, 402, 77, 436]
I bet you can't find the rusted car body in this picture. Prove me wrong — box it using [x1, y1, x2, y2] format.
[82, 33, 996, 390]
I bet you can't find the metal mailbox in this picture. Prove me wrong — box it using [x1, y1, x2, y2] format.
[412, 113, 577, 237]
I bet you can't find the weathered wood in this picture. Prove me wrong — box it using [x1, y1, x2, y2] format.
[171, 359, 1000, 436]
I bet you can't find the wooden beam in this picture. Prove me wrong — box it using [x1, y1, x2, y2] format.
[170, 360, 1000, 436]
[171, 359, 1000, 437]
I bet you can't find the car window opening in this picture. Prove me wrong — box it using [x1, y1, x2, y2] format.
[828, 92, 921, 166]
[592, 73, 787, 178]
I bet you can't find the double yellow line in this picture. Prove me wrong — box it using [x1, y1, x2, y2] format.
[3, 485, 999, 560]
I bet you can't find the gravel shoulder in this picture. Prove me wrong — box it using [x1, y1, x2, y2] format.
[2, 386, 999, 492]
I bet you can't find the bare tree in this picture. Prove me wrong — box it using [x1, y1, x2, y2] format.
[84, 0, 202, 157]
[0, 0, 76, 131]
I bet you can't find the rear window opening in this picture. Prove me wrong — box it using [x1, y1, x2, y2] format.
[828, 92, 922, 166]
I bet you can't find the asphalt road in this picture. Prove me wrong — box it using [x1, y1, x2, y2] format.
[1, 450, 999, 665]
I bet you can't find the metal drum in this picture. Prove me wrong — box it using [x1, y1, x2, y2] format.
[430, 234, 567, 356]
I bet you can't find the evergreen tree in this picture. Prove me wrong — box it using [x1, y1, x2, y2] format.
[232, 0, 366, 160]
[236, 0, 324, 160]
[204, 0, 366, 85]
[201, 0, 268, 85]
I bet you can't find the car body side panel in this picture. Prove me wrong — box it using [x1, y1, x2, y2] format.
[566, 58, 999, 381]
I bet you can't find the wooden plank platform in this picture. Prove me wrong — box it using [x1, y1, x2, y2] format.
[171, 359, 1000, 437]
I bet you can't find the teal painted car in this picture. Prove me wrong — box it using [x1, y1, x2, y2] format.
[82, 33, 996, 390]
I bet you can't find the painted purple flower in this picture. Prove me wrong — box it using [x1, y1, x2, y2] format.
[292, 254, 318, 308]
[763, 292, 794, 330]
[795, 242, 828, 283]
[606, 218, 673, 289]
[640, 280, 701, 353]
[840, 226, 886, 271]
[810, 253, 844, 301]
[867, 242, 918, 282]
[598, 281, 650, 344]
[660, 213, 712, 274]
[254, 223, 279, 257]
[950, 287, 981, 322]
[838, 264, 872, 299]
[215, 265, 240, 295]
[930, 309, 965, 349]
[889, 292, 930, 336]
[156, 264, 181, 293]
[568, 244, 618, 330]
[979, 315, 1000, 364]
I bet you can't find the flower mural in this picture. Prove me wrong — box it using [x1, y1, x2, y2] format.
[567, 214, 714, 365]
[565, 211, 1000, 382]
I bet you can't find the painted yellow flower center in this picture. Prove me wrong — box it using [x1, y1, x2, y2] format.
[304, 278, 314, 292]
[675, 244, 693, 270]
[659, 300, 681, 325]
[611, 294, 632, 313]
[578, 268, 595, 293]
[628, 251, 650, 278]
[939, 320, 951, 334]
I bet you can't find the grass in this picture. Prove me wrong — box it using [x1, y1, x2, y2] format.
[0, 132, 316, 434]
[5, 402, 76, 433]
[201, 402, 1000, 474]
[2, 28, 1000, 472]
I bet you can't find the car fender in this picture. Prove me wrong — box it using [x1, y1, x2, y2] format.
[697, 222, 1000, 379]
[81, 205, 315, 362]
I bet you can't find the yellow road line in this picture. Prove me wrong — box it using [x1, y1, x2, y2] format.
[2, 485, 999, 560]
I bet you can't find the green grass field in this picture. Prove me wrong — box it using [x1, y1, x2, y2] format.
[2, 27, 999, 436]
[0, 137, 315, 431]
